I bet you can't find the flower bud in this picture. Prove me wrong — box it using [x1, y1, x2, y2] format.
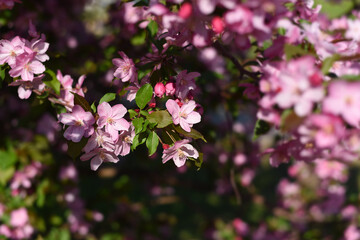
[178, 3, 192, 19]
[165, 82, 175, 96]
[212, 16, 224, 34]
[154, 82, 165, 98]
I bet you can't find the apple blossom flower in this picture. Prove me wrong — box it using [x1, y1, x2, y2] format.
[114, 124, 135, 156]
[9, 51, 45, 81]
[112, 51, 137, 83]
[175, 70, 200, 99]
[298, 114, 345, 148]
[97, 102, 130, 140]
[162, 139, 199, 167]
[9, 74, 45, 99]
[26, 38, 49, 62]
[59, 105, 95, 142]
[323, 81, 360, 127]
[10, 208, 29, 228]
[83, 129, 115, 153]
[80, 148, 119, 171]
[166, 99, 201, 132]
[0, 36, 25, 66]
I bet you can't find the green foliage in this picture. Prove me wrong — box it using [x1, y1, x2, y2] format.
[135, 83, 153, 109]
[66, 138, 88, 160]
[252, 119, 271, 141]
[43, 69, 60, 95]
[173, 125, 207, 143]
[0, 141, 17, 170]
[99, 93, 117, 104]
[146, 131, 159, 156]
[72, 92, 93, 113]
[322, 54, 340, 74]
[147, 110, 173, 128]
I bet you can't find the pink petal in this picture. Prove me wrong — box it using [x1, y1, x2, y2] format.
[90, 156, 103, 171]
[166, 99, 179, 116]
[112, 104, 127, 119]
[97, 102, 112, 117]
[180, 119, 191, 132]
[186, 111, 201, 124]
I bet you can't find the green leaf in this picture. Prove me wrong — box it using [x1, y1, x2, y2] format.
[284, 44, 313, 61]
[173, 125, 207, 142]
[132, 117, 144, 134]
[146, 131, 159, 156]
[135, 83, 153, 109]
[72, 92, 92, 112]
[131, 30, 146, 46]
[0, 66, 5, 81]
[321, 54, 340, 74]
[36, 179, 49, 207]
[91, 102, 96, 113]
[252, 119, 271, 141]
[0, 167, 14, 186]
[131, 132, 147, 150]
[67, 138, 88, 160]
[128, 109, 138, 119]
[0, 149, 16, 169]
[147, 110, 173, 128]
[43, 69, 60, 95]
[147, 20, 158, 38]
[99, 93, 116, 104]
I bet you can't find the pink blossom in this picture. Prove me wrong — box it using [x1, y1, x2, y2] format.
[9, 51, 45, 81]
[273, 56, 324, 116]
[154, 82, 166, 98]
[298, 114, 345, 148]
[10, 208, 29, 228]
[59, 105, 95, 142]
[175, 70, 200, 99]
[80, 148, 119, 171]
[224, 5, 253, 34]
[83, 129, 115, 153]
[162, 139, 199, 167]
[344, 224, 360, 240]
[0, 36, 25, 66]
[112, 51, 137, 82]
[197, 0, 235, 15]
[10, 172, 31, 190]
[315, 159, 347, 182]
[323, 81, 360, 127]
[9, 74, 45, 99]
[59, 164, 78, 181]
[114, 124, 135, 156]
[166, 99, 201, 132]
[97, 102, 130, 140]
[26, 38, 49, 62]
[232, 218, 249, 236]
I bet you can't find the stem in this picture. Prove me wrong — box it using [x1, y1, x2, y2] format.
[230, 168, 241, 205]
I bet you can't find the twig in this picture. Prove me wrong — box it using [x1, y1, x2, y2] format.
[230, 168, 241, 205]
[213, 41, 261, 81]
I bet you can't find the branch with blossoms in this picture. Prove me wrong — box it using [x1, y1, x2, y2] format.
[0, 20, 206, 171]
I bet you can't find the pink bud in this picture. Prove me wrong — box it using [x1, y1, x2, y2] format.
[310, 72, 322, 86]
[165, 82, 175, 96]
[178, 3, 192, 19]
[212, 16, 224, 33]
[149, 102, 156, 108]
[162, 144, 170, 149]
[154, 82, 165, 98]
